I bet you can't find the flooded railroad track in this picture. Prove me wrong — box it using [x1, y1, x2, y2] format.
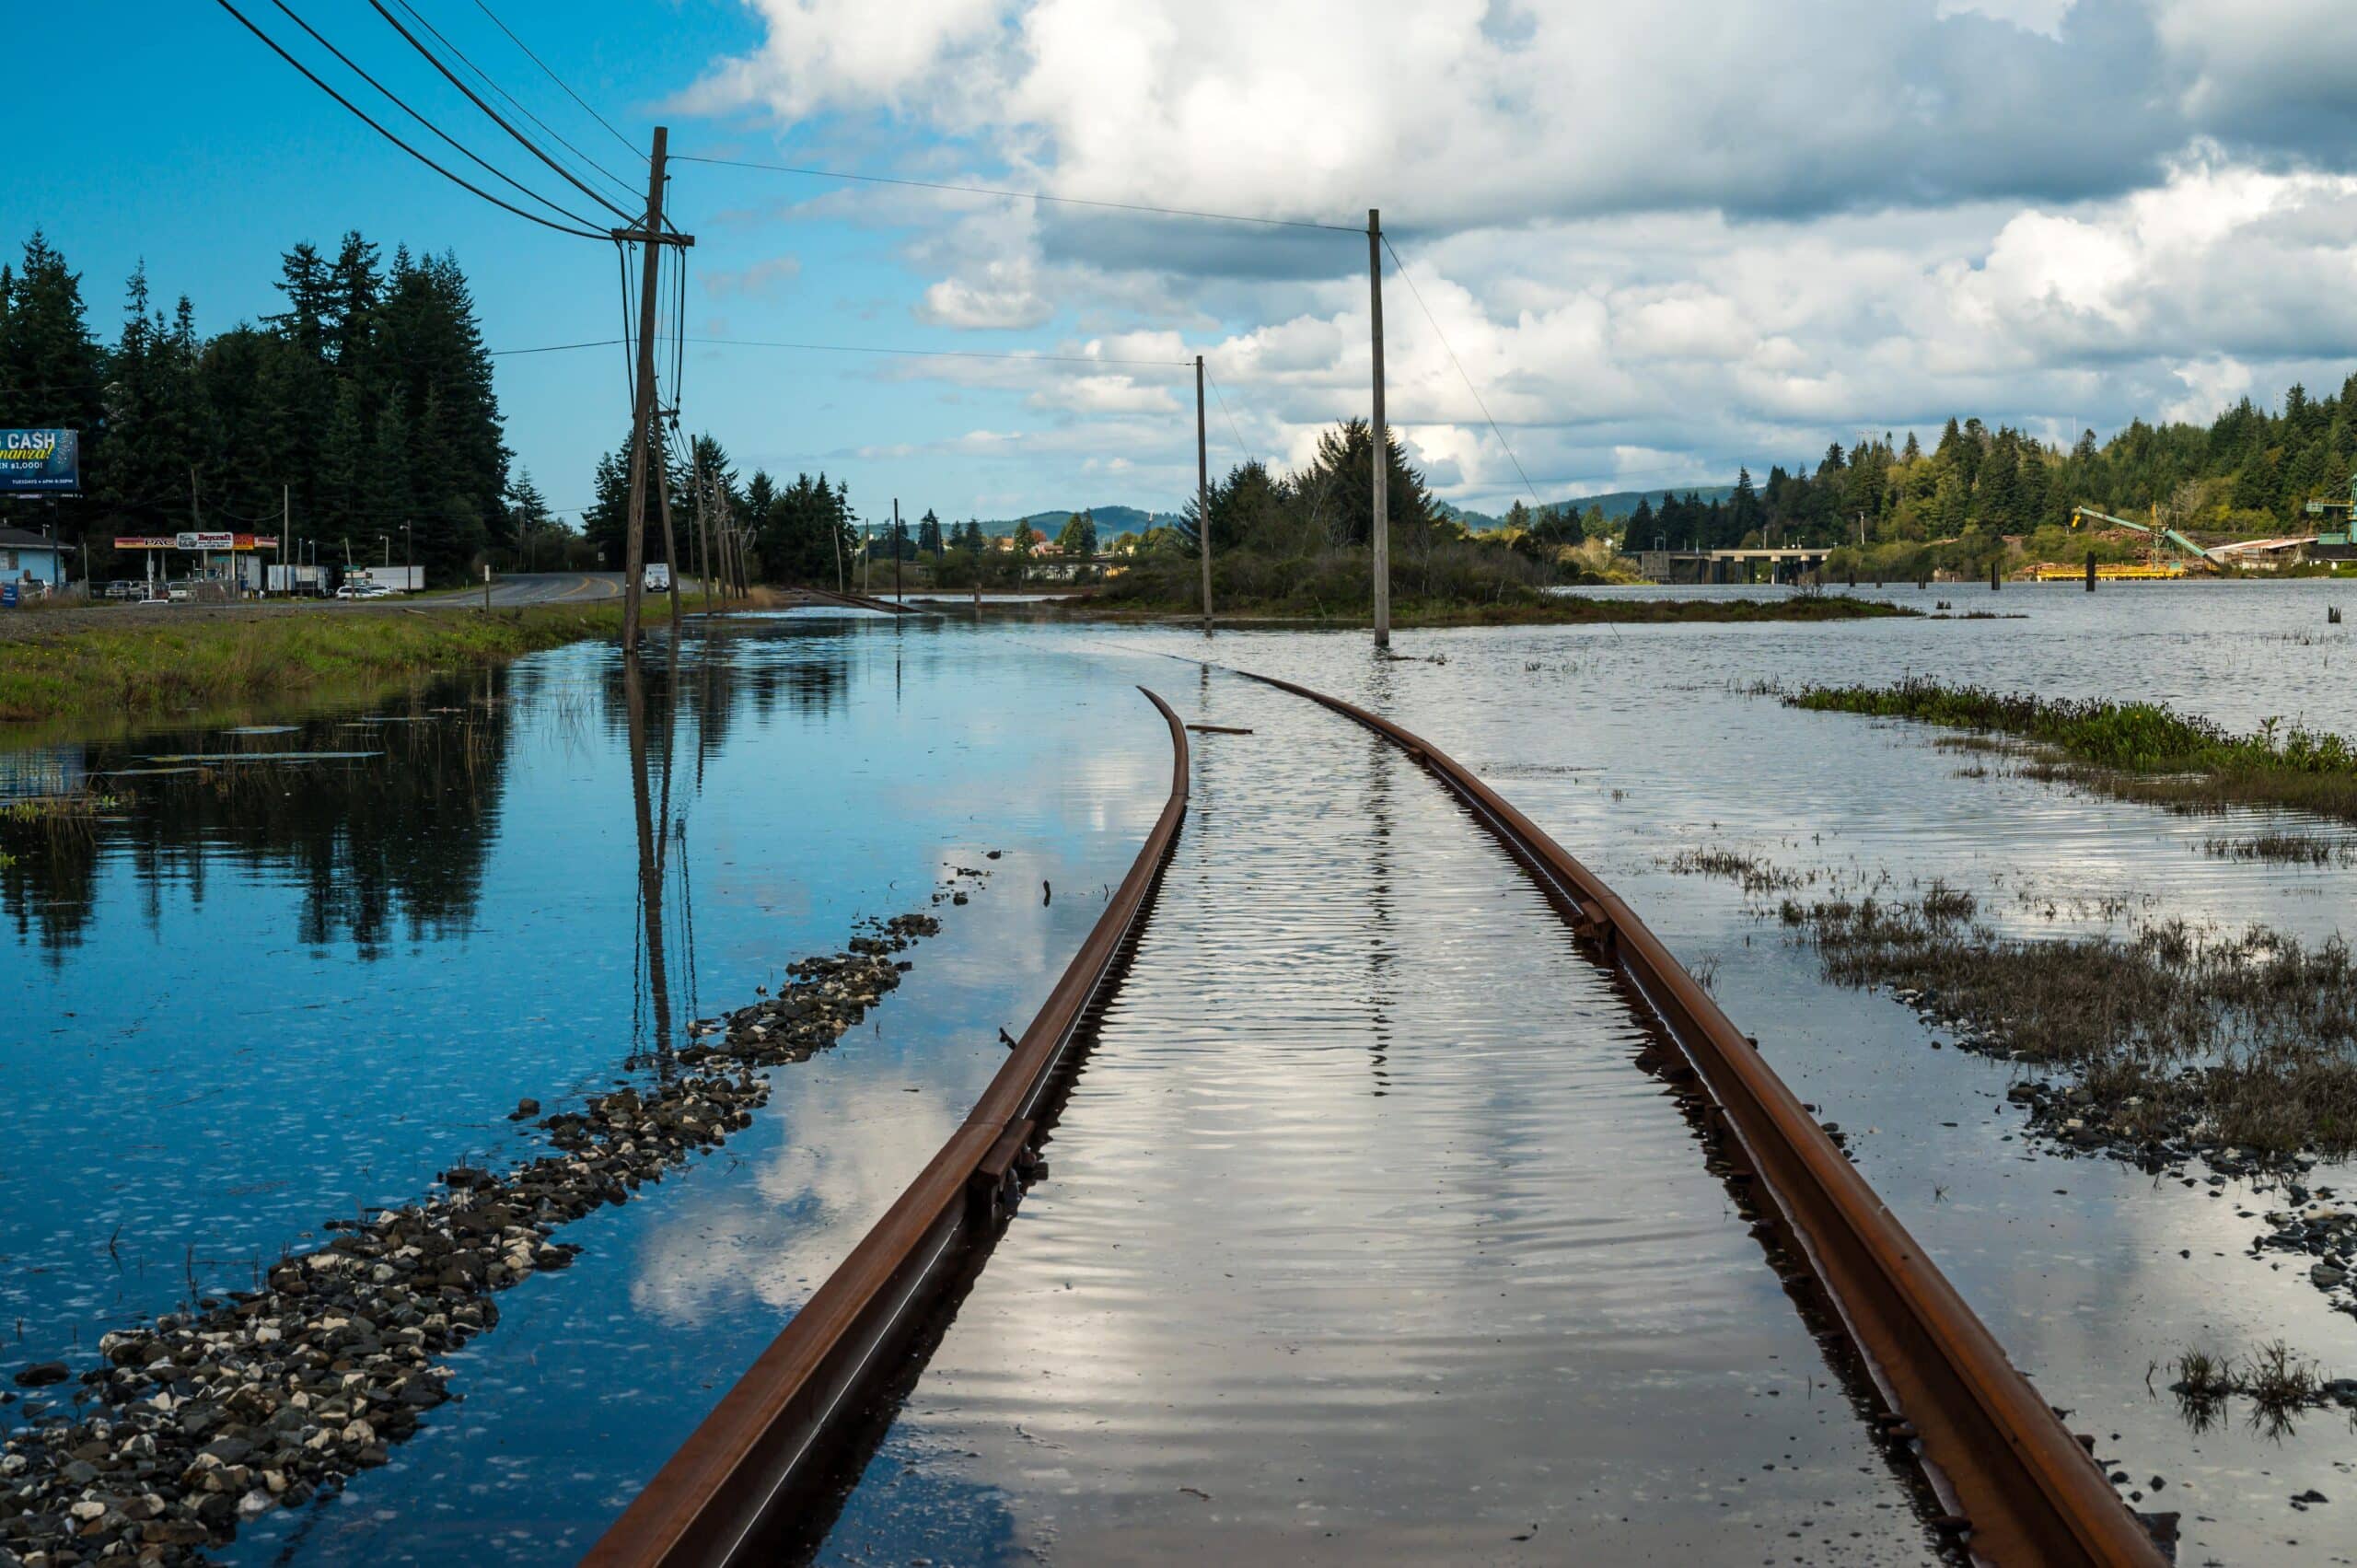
[590, 668, 2169, 1568]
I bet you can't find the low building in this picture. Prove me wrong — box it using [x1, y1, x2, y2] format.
[0, 527, 69, 596]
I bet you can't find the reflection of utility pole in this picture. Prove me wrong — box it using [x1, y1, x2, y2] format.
[1196, 354, 1213, 636]
[624, 650, 674, 1060]
[1367, 208, 1389, 650]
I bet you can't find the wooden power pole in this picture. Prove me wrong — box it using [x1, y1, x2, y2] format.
[1196, 354, 1212, 634]
[893, 497, 902, 605]
[617, 126, 693, 655]
[1368, 208, 1389, 649]
[691, 448, 714, 615]
[655, 424, 683, 628]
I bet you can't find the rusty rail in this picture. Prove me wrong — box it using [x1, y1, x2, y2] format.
[800, 585, 925, 615]
[584, 686, 1190, 1568]
[1238, 668, 2165, 1568]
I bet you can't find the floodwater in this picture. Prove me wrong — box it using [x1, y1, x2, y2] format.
[824, 672, 1941, 1566]
[1, 618, 1176, 1562]
[5, 580, 2356, 1565]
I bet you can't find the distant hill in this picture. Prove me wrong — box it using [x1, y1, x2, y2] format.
[973, 505, 1184, 539]
[1443, 484, 1742, 532]
[970, 486, 1737, 540]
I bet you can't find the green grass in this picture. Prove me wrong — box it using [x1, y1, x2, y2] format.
[1066, 592, 1914, 626]
[0, 605, 624, 727]
[1781, 886, 2357, 1158]
[1781, 677, 2357, 819]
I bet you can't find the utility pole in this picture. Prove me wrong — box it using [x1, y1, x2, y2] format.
[1367, 208, 1389, 649]
[616, 125, 694, 654]
[1196, 354, 1212, 635]
[691, 450, 714, 614]
[655, 424, 682, 628]
[282, 484, 290, 597]
[893, 497, 902, 605]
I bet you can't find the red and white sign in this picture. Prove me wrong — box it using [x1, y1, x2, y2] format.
[113, 534, 281, 552]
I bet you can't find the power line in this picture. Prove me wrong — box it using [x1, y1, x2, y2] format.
[488, 338, 630, 356]
[689, 335, 1190, 368]
[1381, 234, 1540, 508]
[670, 153, 1364, 235]
[383, 0, 644, 204]
[211, 0, 608, 239]
[1205, 372, 1256, 468]
[260, 0, 604, 233]
[482, 333, 1192, 369]
[367, 0, 638, 226]
[469, 0, 644, 163]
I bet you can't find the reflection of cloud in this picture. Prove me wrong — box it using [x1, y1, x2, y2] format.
[630, 1071, 963, 1325]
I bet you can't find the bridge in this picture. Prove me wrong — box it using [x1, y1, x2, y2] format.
[1637, 545, 1837, 585]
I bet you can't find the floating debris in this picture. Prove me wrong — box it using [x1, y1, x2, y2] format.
[143, 752, 380, 765]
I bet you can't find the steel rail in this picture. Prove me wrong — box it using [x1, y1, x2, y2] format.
[1237, 668, 2165, 1568]
[799, 585, 926, 615]
[584, 687, 1189, 1568]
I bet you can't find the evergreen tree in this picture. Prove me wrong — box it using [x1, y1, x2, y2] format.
[509, 469, 552, 569]
[917, 506, 944, 555]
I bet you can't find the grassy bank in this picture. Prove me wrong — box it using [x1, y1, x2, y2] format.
[0, 604, 624, 726]
[1776, 884, 2357, 1160]
[1780, 677, 2357, 819]
[1064, 591, 1915, 626]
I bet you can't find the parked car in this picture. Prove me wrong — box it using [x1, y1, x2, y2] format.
[103, 579, 145, 601]
[334, 581, 389, 599]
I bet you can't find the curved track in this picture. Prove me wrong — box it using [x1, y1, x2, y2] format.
[589, 665, 2166, 1568]
[586, 686, 1189, 1568]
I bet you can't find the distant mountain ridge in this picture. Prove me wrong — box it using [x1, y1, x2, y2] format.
[1440, 485, 1741, 532]
[970, 487, 1736, 539]
[972, 505, 1184, 539]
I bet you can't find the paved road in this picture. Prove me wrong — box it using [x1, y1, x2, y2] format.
[481, 572, 626, 606]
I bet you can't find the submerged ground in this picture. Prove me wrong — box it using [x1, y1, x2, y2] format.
[5, 580, 2355, 1564]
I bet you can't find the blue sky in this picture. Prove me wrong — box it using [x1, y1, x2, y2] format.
[13, 2, 1228, 527]
[16, 2, 2357, 523]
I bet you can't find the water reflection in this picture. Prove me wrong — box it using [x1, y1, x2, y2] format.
[4, 691, 516, 959]
[825, 672, 1940, 1566]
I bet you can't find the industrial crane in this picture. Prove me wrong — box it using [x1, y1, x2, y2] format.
[2069, 505, 2217, 571]
[2302, 473, 2357, 552]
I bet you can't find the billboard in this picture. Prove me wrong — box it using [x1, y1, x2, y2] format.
[114, 535, 278, 552]
[0, 430, 77, 494]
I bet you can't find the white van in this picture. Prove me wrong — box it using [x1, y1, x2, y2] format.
[642, 563, 672, 592]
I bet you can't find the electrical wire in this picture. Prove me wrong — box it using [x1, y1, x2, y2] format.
[470, 0, 644, 163]
[211, 0, 608, 239]
[367, 0, 638, 226]
[613, 239, 639, 411]
[490, 333, 1193, 370]
[1380, 234, 1541, 508]
[386, 0, 644, 204]
[487, 337, 622, 356]
[1205, 372, 1256, 468]
[259, 0, 602, 232]
[685, 336, 1190, 368]
[670, 154, 1364, 235]
[668, 240, 689, 415]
